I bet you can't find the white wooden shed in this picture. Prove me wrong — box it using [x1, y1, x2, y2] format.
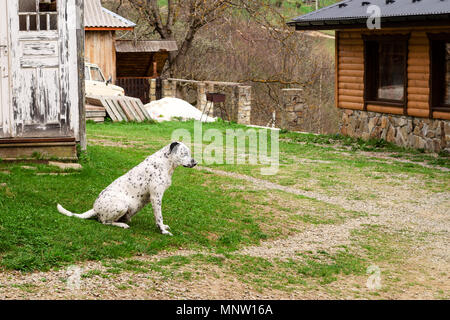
[0, 0, 85, 160]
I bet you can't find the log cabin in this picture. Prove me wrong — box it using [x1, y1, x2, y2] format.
[84, 0, 178, 103]
[289, 0, 450, 152]
[0, 0, 85, 160]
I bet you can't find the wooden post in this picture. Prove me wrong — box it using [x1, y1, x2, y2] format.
[76, 0, 86, 151]
[153, 61, 157, 77]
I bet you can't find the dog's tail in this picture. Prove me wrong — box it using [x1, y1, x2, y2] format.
[57, 204, 97, 220]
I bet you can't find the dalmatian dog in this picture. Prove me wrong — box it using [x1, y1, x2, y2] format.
[57, 142, 197, 236]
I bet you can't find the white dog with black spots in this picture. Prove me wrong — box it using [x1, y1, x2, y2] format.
[57, 142, 197, 236]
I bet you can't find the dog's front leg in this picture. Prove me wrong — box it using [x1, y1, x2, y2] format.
[150, 193, 173, 236]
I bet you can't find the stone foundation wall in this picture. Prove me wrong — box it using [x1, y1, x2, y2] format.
[340, 110, 450, 152]
[281, 88, 320, 133]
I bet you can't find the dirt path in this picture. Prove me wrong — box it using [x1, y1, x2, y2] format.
[0, 253, 330, 300]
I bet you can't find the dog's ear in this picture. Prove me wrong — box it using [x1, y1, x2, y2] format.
[169, 142, 180, 154]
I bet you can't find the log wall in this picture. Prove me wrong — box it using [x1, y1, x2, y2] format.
[336, 27, 450, 121]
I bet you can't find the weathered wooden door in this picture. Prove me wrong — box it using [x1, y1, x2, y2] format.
[0, 0, 11, 138]
[8, 0, 73, 138]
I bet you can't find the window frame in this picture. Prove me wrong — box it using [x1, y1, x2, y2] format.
[428, 33, 450, 114]
[85, 66, 91, 81]
[362, 34, 410, 113]
[18, 0, 58, 32]
[90, 67, 106, 82]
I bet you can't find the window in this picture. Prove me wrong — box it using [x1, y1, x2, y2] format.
[363, 35, 409, 109]
[429, 33, 450, 113]
[90, 67, 105, 82]
[19, 0, 57, 31]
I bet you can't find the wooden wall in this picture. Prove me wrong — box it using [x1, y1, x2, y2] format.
[116, 52, 169, 78]
[85, 31, 116, 82]
[336, 26, 450, 121]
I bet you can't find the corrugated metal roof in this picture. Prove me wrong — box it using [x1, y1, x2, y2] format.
[289, 0, 450, 25]
[85, 0, 136, 29]
[115, 40, 178, 53]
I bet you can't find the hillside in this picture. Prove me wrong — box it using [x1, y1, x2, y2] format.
[102, 0, 339, 132]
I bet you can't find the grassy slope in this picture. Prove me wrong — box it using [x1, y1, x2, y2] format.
[154, 0, 340, 21]
[0, 123, 268, 271]
[272, 0, 340, 16]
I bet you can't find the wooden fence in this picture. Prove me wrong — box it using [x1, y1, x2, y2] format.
[116, 78, 151, 104]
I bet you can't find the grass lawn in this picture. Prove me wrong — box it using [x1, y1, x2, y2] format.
[0, 121, 448, 299]
[0, 122, 274, 271]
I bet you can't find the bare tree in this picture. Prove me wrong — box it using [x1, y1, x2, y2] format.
[104, 0, 339, 132]
[127, 0, 236, 75]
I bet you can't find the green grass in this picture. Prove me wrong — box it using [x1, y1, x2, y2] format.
[269, 0, 341, 16]
[10, 283, 38, 293]
[91, 250, 365, 291]
[351, 225, 415, 263]
[0, 120, 448, 278]
[0, 122, 272, 271]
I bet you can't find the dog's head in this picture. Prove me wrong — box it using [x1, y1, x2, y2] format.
[168, 142, 198, 168]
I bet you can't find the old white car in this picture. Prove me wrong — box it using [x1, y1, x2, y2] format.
[85, 62, 125, 96]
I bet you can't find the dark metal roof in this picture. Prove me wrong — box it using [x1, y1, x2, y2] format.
[288, 0, 450, 30]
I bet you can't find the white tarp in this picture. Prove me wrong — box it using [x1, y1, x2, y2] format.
[144, 98, 216, 123]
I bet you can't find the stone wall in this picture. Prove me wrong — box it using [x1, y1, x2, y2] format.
[162, 79, 177, 99]
[237, 86, 252, 125]
[149, 79, 157, 102]
[281, 88, 321, 133]
[340, 110, 450, 152]
[150, 78, 252, 125]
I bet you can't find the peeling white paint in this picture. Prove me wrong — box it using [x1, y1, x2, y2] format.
[20, 56, 59, 68]
[0, 0, 11, 137]
[5, 0, 82, 140]
[22, 41, 58, 56]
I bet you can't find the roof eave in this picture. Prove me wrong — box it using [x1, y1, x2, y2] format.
[288, 13, 450, 31]
[115, 40, 178, 53]
[85, 27, 135, 31]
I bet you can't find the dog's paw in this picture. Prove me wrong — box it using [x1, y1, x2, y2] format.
[114, 222, 130, 229]
[161, 229, 173, 236]
[159, 224, 172, 235]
